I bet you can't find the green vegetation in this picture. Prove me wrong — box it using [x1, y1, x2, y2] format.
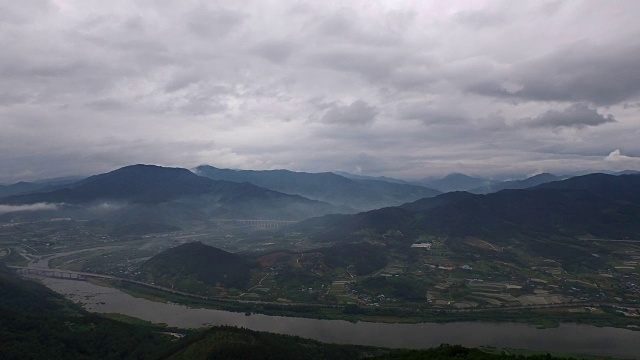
[355, 276, 427, 300]
[3, 171, 640, 344]
[0, 264, 174, 359]
[295, 173, 640, 242]
[321, 242, 388, 275]
[138, 242, 257, 292]
[2, 264, 594, 359]
[369, 345, 579, 360]
[166, 326, 383, 360]
[167, 327, 586, 360]
[107, 278, 640, 331]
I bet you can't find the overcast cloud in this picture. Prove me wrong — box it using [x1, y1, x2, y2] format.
[0, 0, 639, 182]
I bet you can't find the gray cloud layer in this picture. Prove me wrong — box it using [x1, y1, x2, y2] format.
[0, 1, 639, 182]
[524, 104, 616, 129]
[320, 100, 378, 126]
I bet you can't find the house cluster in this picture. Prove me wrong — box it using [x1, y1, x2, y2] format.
[623, 281, 640, 294]
[349, 288, 397, 304]
[435, 264, 472, 271]
[615, 306, 640, 317]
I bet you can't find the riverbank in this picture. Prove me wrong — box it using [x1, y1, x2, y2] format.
[100, 278, 640, 331]
[38, 276, 640, 358]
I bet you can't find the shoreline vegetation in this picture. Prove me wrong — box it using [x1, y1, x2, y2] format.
[2, 265, 616, 360]
[97, 278, 640, 330]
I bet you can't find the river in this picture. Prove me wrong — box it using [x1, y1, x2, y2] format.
[41, 277, 640, 358]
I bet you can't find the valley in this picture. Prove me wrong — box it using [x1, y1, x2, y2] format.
[3, 165, 640, 358]
[4, 214, 640, 330]
[5, 3, 640, 358]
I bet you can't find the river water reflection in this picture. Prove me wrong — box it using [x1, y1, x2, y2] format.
[41, 277, 640, 358]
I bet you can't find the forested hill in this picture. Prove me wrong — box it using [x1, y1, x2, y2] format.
[0, 164, 215, 204]
[292, 173, 640, 243]
[138, 242, 257, 290]
[0, 264, 174, 359]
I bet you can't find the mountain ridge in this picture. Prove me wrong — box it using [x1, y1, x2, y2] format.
[292, 173, 640, 243]
[195, 165, 440, 210]
[469, 173, 563, 194]
[0, 164, 350, 235]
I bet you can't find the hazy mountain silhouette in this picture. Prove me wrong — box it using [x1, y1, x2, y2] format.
[0, 177, 81, 198]
[333, 171, 411, 185]
[293, 173, 640, 242]
[418, 173, 493, 192]
[195, 165, 440, 210]
[0, 165, 349, 234]
[470, 173, 563, 194]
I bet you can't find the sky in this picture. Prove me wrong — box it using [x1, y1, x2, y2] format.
[1, 0, 639, 183]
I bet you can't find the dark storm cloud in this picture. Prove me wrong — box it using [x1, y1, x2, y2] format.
[523, 104, 616, 129]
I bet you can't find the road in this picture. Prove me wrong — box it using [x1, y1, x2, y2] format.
[11, 265, 339, 309]
[27, 246, 126, 269]
[11, 246, 639, 315]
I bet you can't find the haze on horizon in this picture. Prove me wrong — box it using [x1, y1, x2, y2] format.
[1, 0, 639, 183]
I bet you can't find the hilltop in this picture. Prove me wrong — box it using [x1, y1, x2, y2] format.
[138, 242, 257, 292]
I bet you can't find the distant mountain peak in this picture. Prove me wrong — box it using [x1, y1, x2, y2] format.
[419, 173, 491, 192]
[469, 173, 562, 194]
[443, 172, 476, 179]
[196, 164, 440, 210]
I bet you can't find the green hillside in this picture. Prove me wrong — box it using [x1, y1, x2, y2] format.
[0, 264, 173, 359]
[138, 242, 257, 292]
[294, 173, 640, 243]
[168, 326, 580, 360]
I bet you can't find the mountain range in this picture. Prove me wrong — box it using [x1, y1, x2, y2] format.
[194, 165, 440, 210]
[292, 173, 640, 243]
[0, 177, 82, 198]
[469, 173, 564, 194]
[0, 165, 349, 235]
[2, 164, 639, 240]
[417, 173, 494, 192]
